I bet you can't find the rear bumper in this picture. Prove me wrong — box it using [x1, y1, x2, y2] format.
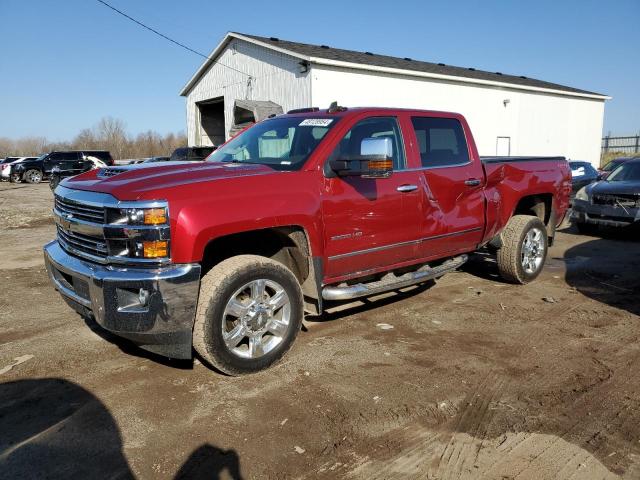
[44, 240, 201, 359]
[571, 199, 640, 228]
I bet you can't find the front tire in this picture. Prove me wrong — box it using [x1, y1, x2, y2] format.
[193, 255, 303, 375]
[496, 215, 548, 284]
[24, 169, 42, 184]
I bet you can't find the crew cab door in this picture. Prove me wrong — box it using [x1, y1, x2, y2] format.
[406, 115, 485, 257]
[321, 115, 423, 280]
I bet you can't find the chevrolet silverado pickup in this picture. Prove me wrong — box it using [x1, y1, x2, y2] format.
[44, 106, 571, 375]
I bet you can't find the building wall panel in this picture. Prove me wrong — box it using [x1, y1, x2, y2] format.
[186, 39, 312, 145]
[311, 65, 605, 165]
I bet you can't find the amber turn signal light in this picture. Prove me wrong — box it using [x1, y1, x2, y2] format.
[142, 240, 168, 258]
[143, 208, 167, 225]
[368, 159, 393, 171]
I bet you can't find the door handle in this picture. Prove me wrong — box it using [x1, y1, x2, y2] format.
[397, 184, 418, 192]
[464, 178, 481, 187]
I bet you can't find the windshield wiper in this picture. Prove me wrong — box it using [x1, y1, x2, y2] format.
[220, 159, 258, 165]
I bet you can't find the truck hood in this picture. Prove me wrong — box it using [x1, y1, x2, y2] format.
[61, 161, 278, 200]
[587, 180, 640, 197]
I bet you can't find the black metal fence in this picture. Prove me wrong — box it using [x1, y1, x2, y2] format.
[602, 135, 640, 154]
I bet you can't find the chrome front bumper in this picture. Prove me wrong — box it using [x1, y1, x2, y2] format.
[44, 240, 201, 359]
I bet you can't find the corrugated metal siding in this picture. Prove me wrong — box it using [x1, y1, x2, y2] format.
[186, 39, 312, 145]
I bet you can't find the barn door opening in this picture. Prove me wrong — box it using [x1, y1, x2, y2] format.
[197, 98, 225, 147]
[496, 136, 511, 156]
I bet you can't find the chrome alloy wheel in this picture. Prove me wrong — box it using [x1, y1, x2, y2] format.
[521, 227, 545, 274]
[221, 279, 291, 359]
[26, 170, 42, 183]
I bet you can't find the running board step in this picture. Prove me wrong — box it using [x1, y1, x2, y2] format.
[322, 255, 468, 301]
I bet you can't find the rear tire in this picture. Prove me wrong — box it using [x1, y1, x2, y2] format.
[496, 215, 548, 284]
[24, 169, 42, 184]
[10, 173, 21, 183]
[193, 255, 303, 376]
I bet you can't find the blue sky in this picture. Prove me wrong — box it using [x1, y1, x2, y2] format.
[0, 0, 638, 140]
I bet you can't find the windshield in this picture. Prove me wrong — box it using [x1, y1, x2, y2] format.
[603, 160, 623, 172]
[206, 116, 338, 171]
[607, 162, 640, 182]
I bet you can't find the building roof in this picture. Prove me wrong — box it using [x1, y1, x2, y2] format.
[180, 32, 609, 100]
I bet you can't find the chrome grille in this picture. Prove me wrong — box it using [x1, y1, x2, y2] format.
[53, 185, 170, 265]
[57, 225, 108, 260]
[54, 195, 105, 223]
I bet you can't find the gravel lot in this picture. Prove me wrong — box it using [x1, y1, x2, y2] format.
[1, 182, 639, 479]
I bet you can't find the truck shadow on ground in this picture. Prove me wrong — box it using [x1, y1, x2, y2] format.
[561, 226, 640, 317]
[463, 226, 640, 317]
[80, 314, 194, 370]
[459, 248, 508, 283]
[306, 281, 435, 324]
[0, 378, 244, 479]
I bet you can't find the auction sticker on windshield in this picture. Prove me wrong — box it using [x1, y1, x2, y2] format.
[299, 119, 333, 127]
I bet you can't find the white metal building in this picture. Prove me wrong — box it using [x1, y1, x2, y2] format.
[180, 32, 609, 165]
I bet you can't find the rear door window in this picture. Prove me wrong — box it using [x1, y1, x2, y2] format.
[411, 117, 470, 168]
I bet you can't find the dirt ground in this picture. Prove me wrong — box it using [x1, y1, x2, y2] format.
[1, 182, 640, 480]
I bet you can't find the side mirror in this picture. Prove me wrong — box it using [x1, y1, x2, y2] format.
[329, 137, 394, 179]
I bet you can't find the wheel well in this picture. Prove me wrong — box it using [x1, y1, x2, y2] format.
[513, 193, 556, 245]
[513, 194, 552, 225]
[201, 227, 311, 284]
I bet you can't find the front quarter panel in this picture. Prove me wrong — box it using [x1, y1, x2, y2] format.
[163, 170, 323, 263]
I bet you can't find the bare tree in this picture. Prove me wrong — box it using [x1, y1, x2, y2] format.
[1, 117, 187, 160]
[95, 117, 129, 160]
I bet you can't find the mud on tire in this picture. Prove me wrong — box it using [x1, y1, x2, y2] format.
[496, 215, 548, 284]
[193, 255, 304, 376]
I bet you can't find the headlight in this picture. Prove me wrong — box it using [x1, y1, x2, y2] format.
[126, 207, 167, 225]
[575, 187, 589, 201]
[107, 206, 168, 226]
[104, 204, 170, 260]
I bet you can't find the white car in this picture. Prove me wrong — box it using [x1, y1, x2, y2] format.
[0, 157, 37, 181]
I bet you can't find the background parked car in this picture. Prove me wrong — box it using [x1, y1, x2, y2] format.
[569, 160, 600, 202]
[572, 158, 640, 233]
[169, 147, 215, 162]
[1, 157, 25, 181]
[1, 157, 38, 181]
[49, 156, 110, 190]
[142, 156, 171, 163]
[125, 156, 171, 165]
[599, 156, 638, 180]
[1, 157, 21, 164]
[11, 151, 113, 184]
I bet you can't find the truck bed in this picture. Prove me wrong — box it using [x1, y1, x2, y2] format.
[479, 155, 572, 244]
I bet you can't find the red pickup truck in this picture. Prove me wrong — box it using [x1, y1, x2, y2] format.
[44, 106, 571, 375]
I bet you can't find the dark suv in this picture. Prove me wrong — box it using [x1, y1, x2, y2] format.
[12, 151, 114, 184]
[169, 147, 215, 162]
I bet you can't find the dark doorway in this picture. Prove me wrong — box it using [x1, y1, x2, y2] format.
[198, 98, 225, 146]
